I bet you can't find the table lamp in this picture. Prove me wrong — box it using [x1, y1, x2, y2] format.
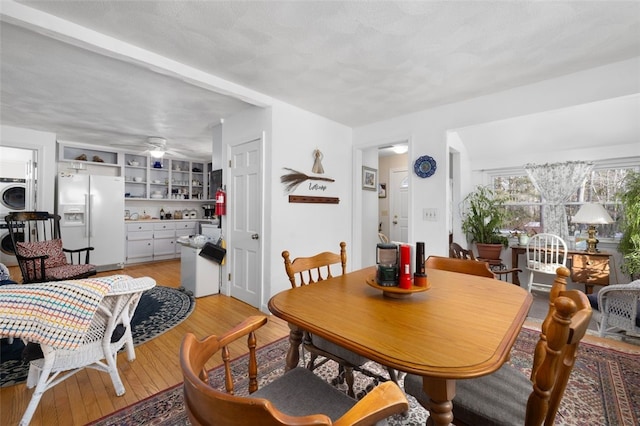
[572, 203, 614, 253]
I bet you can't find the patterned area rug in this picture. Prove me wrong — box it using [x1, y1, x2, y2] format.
[89, 327, 639, 426]
[0, 285, 195, 388]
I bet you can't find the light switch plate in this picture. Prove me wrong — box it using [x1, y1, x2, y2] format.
[423, 208, 437, 221]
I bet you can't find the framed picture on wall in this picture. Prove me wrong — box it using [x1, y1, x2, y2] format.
[379, 183, 387, 198]
[362, 166, 377, 191]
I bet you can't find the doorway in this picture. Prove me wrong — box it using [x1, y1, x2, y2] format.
[389, 168, 409, 242]
[378, 143, 409, 243]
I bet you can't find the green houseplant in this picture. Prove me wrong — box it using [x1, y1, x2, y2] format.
[618, 170, 640, 280]
[461, 185, 509, 259]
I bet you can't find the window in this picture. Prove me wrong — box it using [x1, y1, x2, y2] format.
[488, 159, 639, 240]
[492, 173, 541, 234]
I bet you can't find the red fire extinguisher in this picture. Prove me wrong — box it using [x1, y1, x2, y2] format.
[215, 188, 226, 216]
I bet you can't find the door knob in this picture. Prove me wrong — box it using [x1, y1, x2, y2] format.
[251, 233, 259, 240]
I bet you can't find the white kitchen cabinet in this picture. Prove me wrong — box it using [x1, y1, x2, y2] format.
[125, 220, 203, 264]
[153, 222, 176, 260]
[175, 221, 197, 234]
[126, 222, 154, 263]
[174, 221, 197, 259]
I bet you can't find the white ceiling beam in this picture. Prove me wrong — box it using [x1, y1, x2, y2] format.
[0, 0, 275, 109]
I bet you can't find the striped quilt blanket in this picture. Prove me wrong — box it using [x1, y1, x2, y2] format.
[0, 275, 132, 350]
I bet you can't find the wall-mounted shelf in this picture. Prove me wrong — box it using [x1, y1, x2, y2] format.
[288, 195, 340, 204]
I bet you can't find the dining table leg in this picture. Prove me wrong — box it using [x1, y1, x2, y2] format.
[285, 323, 303, 371]
[422, 377, 456, 426]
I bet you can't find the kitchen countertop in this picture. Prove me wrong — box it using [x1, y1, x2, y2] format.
[176, 235, 214, 248]
[124, 218, 217, 223]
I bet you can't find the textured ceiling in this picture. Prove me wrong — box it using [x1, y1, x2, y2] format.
[1, 1, 639, 158]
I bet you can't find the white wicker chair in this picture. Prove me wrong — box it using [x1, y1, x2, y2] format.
[20, 276, 156, 426]
[593, 279, 640, 338]
[526, 233, 567, 293]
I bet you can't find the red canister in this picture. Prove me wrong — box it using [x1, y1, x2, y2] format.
[398, 244, 412, 289]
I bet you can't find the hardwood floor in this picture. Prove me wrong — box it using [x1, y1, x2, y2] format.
[2, 261, 638, 425]
[1, 260, 290, 426]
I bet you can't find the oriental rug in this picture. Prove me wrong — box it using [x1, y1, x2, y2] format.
[89, 327, 639, 426]
[0, 285, 195, 388]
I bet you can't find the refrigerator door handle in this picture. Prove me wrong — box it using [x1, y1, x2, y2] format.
[84, 194, 90, 237]
[89, 194, 94, 238]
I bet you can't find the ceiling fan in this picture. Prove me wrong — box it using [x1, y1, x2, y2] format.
[111, 136, 181, 159]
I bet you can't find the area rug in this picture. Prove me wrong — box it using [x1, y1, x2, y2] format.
[88, 327, 639, 426]
[0, 285, 195, 388]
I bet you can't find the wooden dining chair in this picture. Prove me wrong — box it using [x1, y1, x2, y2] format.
[404, 267, 592, 426]
[5, 211, 96, 283]
[282, 242, 400, 397]
[426, 255, 496, 278]
[449, 242, 522, 282]
[180, 315, 409, 426]
[282, 242, 369, 397]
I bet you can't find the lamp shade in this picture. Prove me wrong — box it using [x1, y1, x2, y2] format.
[572, 203, 614, 224]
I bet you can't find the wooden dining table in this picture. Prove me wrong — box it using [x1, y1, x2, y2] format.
[268, 266, 533, 426]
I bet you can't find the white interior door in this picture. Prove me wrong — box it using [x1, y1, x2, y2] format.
[389, 168, 409, 242]
[229, 138, 262, 308]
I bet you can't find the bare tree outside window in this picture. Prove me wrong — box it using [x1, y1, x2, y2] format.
[489, 163, 638, 241]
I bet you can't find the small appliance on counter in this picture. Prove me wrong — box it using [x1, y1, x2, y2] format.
[202, 204, 215, 219]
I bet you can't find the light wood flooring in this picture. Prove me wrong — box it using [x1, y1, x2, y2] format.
[2, 261, 638, 425]
[1, 260, 290, 426]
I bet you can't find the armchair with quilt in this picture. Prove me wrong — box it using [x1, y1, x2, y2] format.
[5, 211, 96, 283]
[0, 275, 156, 426]
[180, 315, 409, 426]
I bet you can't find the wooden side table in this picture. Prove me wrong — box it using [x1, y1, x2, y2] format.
[511, 246, 612, 294]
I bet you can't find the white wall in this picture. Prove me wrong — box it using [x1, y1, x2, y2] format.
[0, 125, 57, 213]
[353, 57, 640, 262]
[269, 103, 353, 303]
[222, 103, 352, 311]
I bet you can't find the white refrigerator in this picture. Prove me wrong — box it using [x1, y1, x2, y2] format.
[57, 172, 125, 271]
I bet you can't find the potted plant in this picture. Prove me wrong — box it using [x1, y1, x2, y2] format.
[461, 185, 509, 259]
[618, 171, 640, 280]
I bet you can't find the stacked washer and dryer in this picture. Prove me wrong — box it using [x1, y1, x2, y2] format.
[0, 147, 36, 266]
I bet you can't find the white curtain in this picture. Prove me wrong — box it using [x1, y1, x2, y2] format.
[525, 161, 594, 241]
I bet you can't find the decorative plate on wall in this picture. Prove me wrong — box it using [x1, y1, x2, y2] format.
[414, 155, 437, 178]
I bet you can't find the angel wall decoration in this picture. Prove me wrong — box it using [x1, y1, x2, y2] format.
[312, 149, 325, 174]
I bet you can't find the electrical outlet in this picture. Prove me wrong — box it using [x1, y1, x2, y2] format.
[423, 208, 438, 221]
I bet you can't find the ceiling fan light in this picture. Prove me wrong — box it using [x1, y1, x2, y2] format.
[149, 149, 165, 158]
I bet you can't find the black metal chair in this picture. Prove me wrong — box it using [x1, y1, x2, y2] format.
[5, 211, 96, 283]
